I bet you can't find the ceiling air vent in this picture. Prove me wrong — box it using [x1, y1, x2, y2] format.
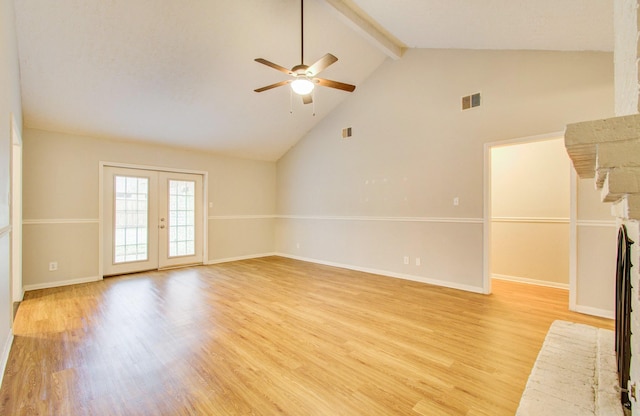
[462, 92, 481, 110]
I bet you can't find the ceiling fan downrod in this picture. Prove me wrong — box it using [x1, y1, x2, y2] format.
[300, 0, 304, 65]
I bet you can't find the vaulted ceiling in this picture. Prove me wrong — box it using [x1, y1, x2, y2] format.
[13, 0, 613, 161]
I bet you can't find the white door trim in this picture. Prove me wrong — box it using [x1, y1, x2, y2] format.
[99, 161, 209, 279]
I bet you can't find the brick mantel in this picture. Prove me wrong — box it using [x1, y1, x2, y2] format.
[565, 113, 640, 220]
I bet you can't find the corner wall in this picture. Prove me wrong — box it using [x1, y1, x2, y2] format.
[0, 0, 23, 385]
[277, 49, 614, 293]
[22, 129, 276, 289]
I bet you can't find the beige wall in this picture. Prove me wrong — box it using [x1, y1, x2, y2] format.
[277, 49, 614, 293]
[0, 0, 23, 383]
[490, 138, 570, 286]
[575, 178, 618, 316]
[22, 129, 276, 289]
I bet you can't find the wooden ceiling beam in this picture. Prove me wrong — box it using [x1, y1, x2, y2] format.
[324, 0, 406, 60]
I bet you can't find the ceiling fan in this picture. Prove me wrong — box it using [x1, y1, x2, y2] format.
[253, 0, 356, 105]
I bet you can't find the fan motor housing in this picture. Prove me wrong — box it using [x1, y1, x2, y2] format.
[291, 64, 309, 75]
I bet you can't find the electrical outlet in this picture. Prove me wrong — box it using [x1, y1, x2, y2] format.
[403, 256, 409, 265]
[453, 197, 459, 206]
[296, 242, 300, 249]
[48, 261, 58, 272]
[415, 257, 421, 266]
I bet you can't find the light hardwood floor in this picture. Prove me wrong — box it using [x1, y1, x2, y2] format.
[1, 256, 613, 415]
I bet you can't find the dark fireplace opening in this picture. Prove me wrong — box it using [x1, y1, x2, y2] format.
[616, 224, 633, 411]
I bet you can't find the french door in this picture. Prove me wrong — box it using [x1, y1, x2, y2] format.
[103, 166, 204, 276]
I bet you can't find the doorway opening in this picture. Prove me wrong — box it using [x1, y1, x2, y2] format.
[484, 133, 572, 295]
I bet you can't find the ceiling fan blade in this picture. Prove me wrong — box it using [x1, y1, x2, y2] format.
[254, 80, 290, 93]
[302, 94, 313, 105]
[306, 53, 338, 77]
[315, 78, 356, 92]
[254, 58, 293, 75]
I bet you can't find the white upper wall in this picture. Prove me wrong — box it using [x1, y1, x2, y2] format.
[22, 130, 276, 220]
[1, 0, 22, 229]
[278, 49, 614, 218]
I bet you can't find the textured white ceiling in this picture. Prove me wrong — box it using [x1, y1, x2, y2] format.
[14, 0, 386, 161]
[13, 0, 613, 161]
[352, 0, 613, 51]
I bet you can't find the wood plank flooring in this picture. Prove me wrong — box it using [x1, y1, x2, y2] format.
[0, 256, 613, 415]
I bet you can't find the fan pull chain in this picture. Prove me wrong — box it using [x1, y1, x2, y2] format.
[312, 91, 316, 116]
[290, 88, 293, 114]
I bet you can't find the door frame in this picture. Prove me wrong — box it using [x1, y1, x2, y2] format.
[102, 166, 160, 276]
[10, 114, 23, 308]
[157, 170, 205, 269]
[98, 161, 209, 279]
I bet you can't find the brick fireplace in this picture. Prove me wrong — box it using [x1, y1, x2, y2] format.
[565, 113, 640, 414]
[562, 0, 640, 413]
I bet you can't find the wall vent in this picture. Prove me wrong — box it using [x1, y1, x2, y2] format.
[462, 92, 481, 110]
[342, 127, 352, 139]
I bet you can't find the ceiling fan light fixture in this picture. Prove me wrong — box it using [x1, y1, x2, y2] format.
[291, 76, 315, 95]
[253, 0, 355, 104]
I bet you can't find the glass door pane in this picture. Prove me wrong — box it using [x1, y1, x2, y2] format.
[168, 179, 195, 257]
[114, 175, 149, 263]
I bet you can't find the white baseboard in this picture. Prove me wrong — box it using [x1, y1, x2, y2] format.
[206, 252, 277, 265]
[573, 304, 615, 320]
[23, 275, 102, 292]
[0, 330, 14, 389]
[275, 253, 485, 294]
[492, 274, 569, 290]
